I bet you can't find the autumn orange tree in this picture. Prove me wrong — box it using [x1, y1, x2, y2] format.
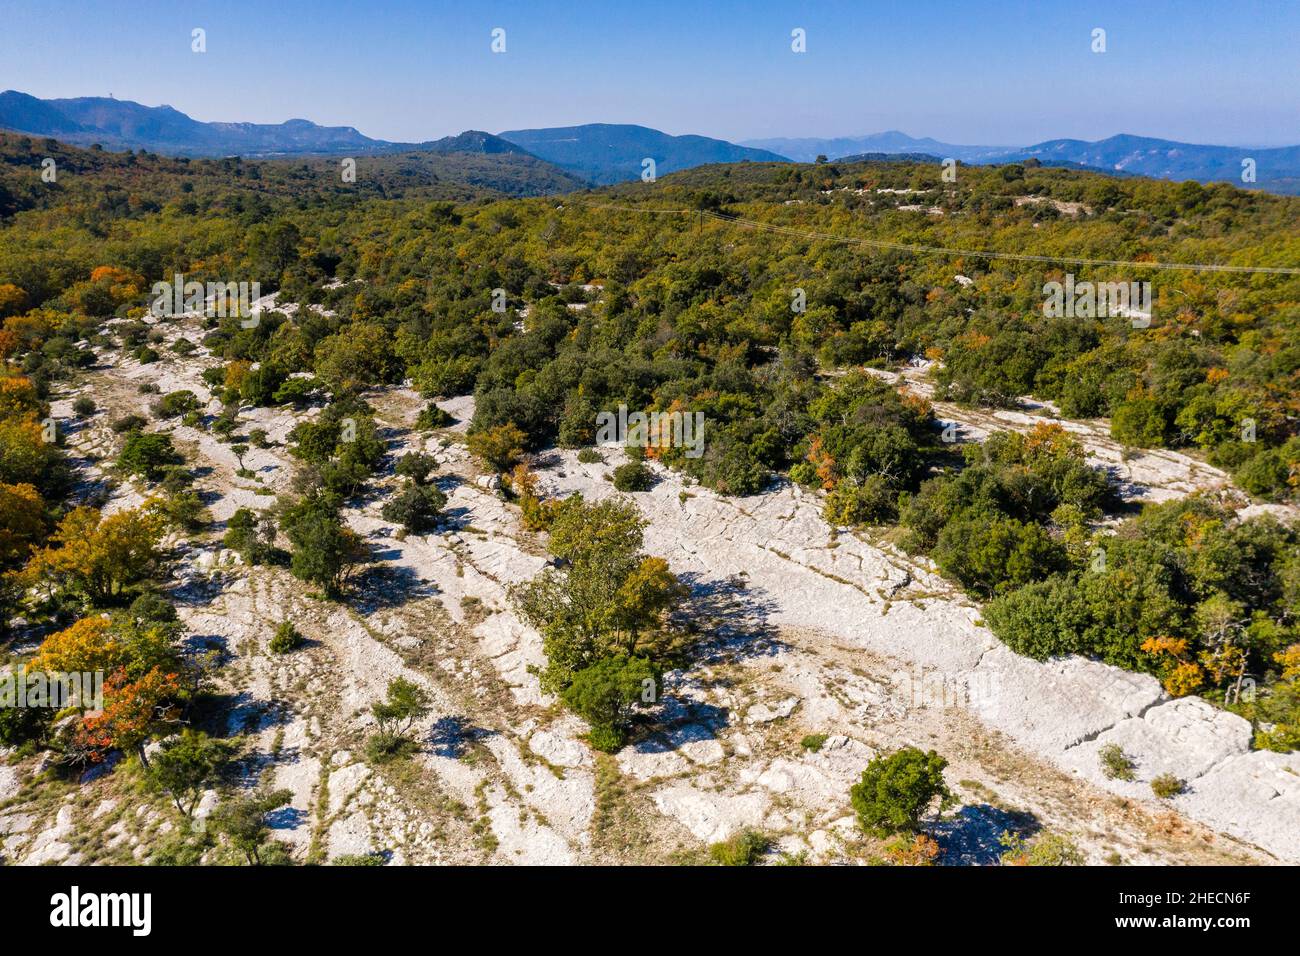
[72, 667, 181, 768]
[18, 505, 165, 606]
[0, 310, 58, 354]
[27, 607, 183, 684]
[1141, 635, 1204, 697]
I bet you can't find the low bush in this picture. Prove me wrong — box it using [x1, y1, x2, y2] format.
[1099, 743, 1136, 781]
[269, 621, 305, 654]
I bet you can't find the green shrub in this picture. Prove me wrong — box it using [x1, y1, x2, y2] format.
[281, 493, 368, 596]
[932, 512, 1065, 596]
[800, 733, 829, 753]
[155, 390, 200, 419]
[1099, 743, 1136, 781]
[72, 396, 97, 417]
[223, 507, 279, 565]
[394, 452, 438, 485]
[822, 475, 897, 525]
[415, 404, 455, 430]
[561, 656, 661, 753]
[381, 481, 447, 533]
[850, 747, 952, 836]
[366, 677, 432, 762]
[576, 447, 604, 464]
[211, 414, 237, 438]
[273, 376, 320, 407]
[118, 431, 182, 482]
[269, 621, 305, 654]
[999, 830, 1085, 866]
[156, 489, 210, 532]
[612, 460, 654, 492]
[467, 423, 525, 473]
[788, 461, 818, 487]
[1150, 773, 1184, 798]
[111, 414, 146, 434]
[708, 829, 770, 866]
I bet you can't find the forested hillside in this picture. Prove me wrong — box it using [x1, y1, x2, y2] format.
[1, 136, 1298, 867]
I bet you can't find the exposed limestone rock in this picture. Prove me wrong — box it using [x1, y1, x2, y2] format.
[745, 697, 799, 724]
[1177, 751, 1300, 860]
[22, 805, 75, 865]
[529, 729, 588, 769]
[0, 765, 19, 802]
[651, 783, 769, 843]
[1058, 697, 1252, 790]
[327, 810, 374, 859]
[328, 763, 372, 816]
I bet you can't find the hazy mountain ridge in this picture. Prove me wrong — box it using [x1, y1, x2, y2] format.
[5, 90, 1298, 193]
[1008, 133, 1300, 186]
[1, 91, 382, 156]
[0, 92, 544, 162]
[497, 123, 789, 184]
[742, 130, 1012, 164]
[743, 129, 1300, 193]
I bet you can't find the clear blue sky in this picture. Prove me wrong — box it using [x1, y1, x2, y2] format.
[2, 0, 1297, 146]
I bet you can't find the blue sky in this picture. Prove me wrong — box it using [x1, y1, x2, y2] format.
[2, 0, 1297, 146]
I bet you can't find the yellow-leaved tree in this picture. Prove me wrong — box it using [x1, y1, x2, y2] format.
[0, 482, 45, 569]
[26, 615, 125, 676]
[19, 506, 165, 606]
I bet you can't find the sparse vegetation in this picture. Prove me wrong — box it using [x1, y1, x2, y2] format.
[1099, 743, 1137, 782]
[269, 621, 305, 654]
[0, 105, 1297, 876]
[1151, 773, 1186, 798]
[999, 830, 1085, 866]
[800, 732, 829, 752]
[367, 677, 432, 762]
[708, 829, 771, 866]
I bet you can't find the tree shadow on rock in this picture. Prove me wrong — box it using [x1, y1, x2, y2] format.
[677, 572, 785, 664]
[427, 715, 497, 759]
[265, 804, 308, 832]
[436, 505, 474, 534]
[350, 559, 440, 611]
[931, 804, 1040, 866]
[627, 698, 731, 754]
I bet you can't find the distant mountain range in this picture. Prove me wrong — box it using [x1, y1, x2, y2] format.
[3, 91, 1298, 193]
[496, 124, 786, 184]
[0, 92, 787, 187]
[0, 90, 390, 156]
[1007, 134, 1300, 189]
[0, 90, 568, 163]
[744, 130, 1300, 192]
[741, 131, 1011, 164]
